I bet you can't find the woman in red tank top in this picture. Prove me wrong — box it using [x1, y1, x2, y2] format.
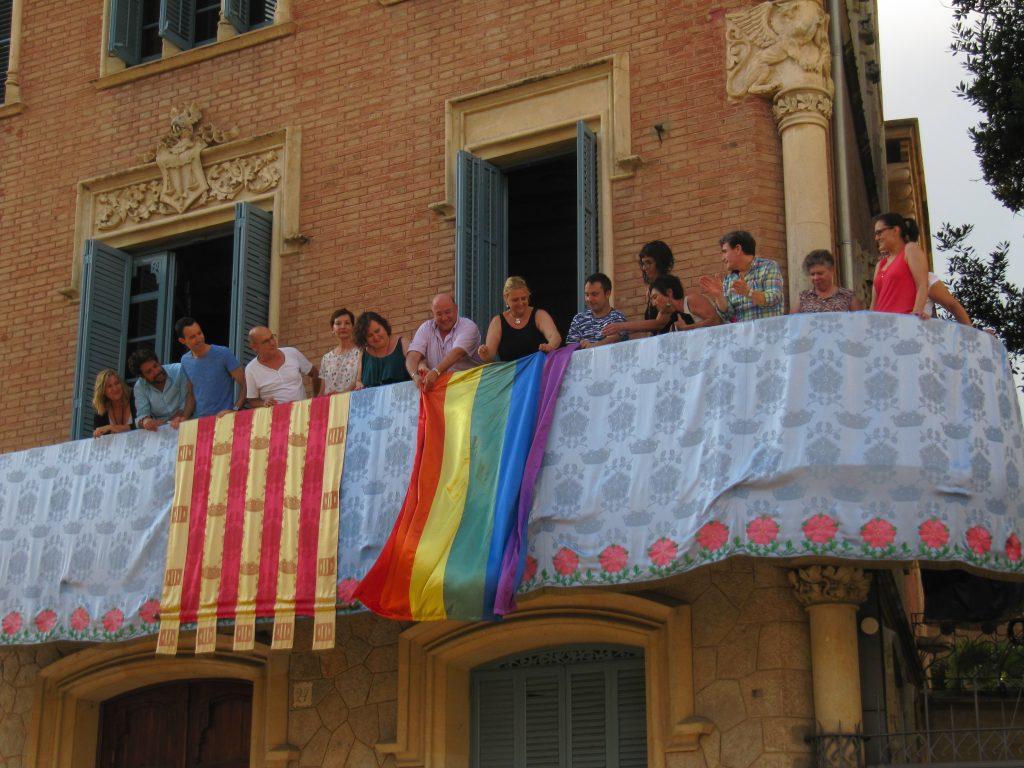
[871, 213, 930, 318]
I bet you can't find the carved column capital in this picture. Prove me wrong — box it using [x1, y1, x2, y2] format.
[725, 0, 834, 129]
[772, 87, 833, 130]
[789, 565, 871, 608]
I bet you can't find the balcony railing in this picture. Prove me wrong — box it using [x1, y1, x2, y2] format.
[868, 726, 1024, 766]
[0, 313, 1021, 644]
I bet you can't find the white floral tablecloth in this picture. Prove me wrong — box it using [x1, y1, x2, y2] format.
[0, 313, 1020, 643]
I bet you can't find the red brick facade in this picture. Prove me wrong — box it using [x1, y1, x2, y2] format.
[0, 0, 786, 452]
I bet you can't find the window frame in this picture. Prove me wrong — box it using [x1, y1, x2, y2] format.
[97, 0, 294, 88]
[379, 591, 712, 768]
[26, 635, 295, 768]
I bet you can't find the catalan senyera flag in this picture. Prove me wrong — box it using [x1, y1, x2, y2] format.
[354, 347, 575, 621]
[157, 392, 350, 655]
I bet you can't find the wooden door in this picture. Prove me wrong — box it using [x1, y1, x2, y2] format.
[98, 679, 252, 768]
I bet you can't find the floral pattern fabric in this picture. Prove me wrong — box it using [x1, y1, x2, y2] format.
[0, 314, 1021, 643]
[521, 313, 1024, 590]
[320, 347, 361, 394]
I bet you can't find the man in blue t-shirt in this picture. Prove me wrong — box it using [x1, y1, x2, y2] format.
[175, 317, 246, 418]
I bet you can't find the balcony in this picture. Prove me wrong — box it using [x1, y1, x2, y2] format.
[0, 313, 1021, 644]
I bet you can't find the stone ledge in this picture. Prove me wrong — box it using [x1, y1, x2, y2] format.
[94, 22, 297, 90]
[0, 101, 25, 120]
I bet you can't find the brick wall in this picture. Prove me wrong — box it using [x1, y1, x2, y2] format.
[0, 0, 786, 452]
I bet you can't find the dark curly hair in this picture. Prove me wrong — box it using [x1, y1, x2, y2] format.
[354, 311, 392, 347]
[638, 240, 674, 282]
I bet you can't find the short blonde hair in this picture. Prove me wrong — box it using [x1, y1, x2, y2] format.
[92, 368, 128, 416]
[503, 276, 530, 296]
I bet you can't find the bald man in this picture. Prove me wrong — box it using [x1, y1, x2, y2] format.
[406, 293, 481, 390]
[245, 326, 320, 408]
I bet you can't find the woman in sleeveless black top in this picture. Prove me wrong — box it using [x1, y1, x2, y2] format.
[478, 276, 562, 362]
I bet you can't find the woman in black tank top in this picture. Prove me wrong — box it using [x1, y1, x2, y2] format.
[478, 276, 562, 362]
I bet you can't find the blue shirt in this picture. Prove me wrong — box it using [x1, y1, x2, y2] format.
[181, 345, 241, 417]
[133, 362, 189, 421]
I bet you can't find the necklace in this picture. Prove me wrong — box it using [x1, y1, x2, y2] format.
[508, 309, 526, 326]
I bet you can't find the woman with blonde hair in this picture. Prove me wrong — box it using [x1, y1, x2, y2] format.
[92, 368, 135, 438]
[478, 276, 561, 362]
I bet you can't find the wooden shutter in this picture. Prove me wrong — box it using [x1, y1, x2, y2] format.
[455, 150, 506, 337]
[229, 202, 272, 367]
[107, 0, 142, 66]
[72, 241, 132, 440]
[568, 669, 607, 768]
[224, 0, 250, 33]
[473, 675, 516, 768]
[616, 666, 648, 768]
[159, 0, 195, 50]
[472, 647, 647, 768]
[523, 670, 563, 768]
[576, 120, 599, 314]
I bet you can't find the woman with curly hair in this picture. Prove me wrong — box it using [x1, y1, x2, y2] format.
[92, 369, 135, 438]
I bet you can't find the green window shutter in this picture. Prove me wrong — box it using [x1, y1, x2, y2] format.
[159, 0, 195, 50]
[230, 202, 272, 367]
[523, 670, 563, 768]
[473, 675, 516, 768]
[224, 0, 250, 33]
[472, 647, 647, 768]
[107, 0, 143, 66]
[616, 667, 648, 768]
[455, 149, 507, 337]
[72, 241, 132, 439]
[568, 669, 607, 768]
[576, 120, 599, 314]
[0, 0, 12, 102]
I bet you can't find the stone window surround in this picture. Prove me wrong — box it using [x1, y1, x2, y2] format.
[63, 125, 302, 334]
[0, 0, 25, 119]
[96, 0, 295, 90]
[24, 634, 296, 768]
[378, 590, 712, 768]
[429, 54, 640, 293]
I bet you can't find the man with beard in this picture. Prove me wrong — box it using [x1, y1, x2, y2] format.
[127, 348, 194, 430]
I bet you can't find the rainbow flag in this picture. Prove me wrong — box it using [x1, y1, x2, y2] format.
[157, 393, 350, 655]
[354, 348, 574, 621]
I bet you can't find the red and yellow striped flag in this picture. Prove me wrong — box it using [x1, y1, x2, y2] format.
[157, 393, 350, 655]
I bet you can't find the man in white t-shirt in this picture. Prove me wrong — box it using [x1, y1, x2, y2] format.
[245, 326, 321, 408]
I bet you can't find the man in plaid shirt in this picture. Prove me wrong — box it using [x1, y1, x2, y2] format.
[699, 231, 785, 322]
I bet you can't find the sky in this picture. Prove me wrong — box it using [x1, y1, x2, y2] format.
[877, 0, 1024, 287]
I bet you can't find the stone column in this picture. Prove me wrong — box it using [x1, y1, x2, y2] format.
[725, 0, 835, 306]
[4, 0, 24, 103]
[789, 565, 871, 737]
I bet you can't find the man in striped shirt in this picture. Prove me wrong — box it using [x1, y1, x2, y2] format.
[565, 273, 629, 348]
[699, 230, 785, 322]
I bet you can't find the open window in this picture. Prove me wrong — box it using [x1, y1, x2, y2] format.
[107, 0, 278, 67]
[456, 120, 599, 336]
[71, 202, 271, 438]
